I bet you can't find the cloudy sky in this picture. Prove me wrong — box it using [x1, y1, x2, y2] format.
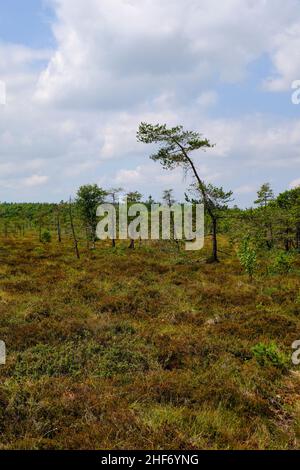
[0, 0, 300, 206]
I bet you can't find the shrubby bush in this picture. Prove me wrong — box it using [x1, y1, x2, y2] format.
[269, 251, 294, 274]
[41, 229, 52, 243]
[251, 342, 288, 370]
[237, 236, 257, 281]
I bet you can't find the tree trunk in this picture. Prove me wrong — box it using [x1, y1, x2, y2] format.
[85, 226, 90, 249]
[69, 200, 80, 259]
[209, 216, 219, 263]
[178, 147, 219, 263]
[91, 223, 96, 250]
[296, 222, 300, 250]
[285, 227, 290, 252]
[269, 222, 274, 248]
[129, 239, 135, 249]
[57, 214, 62, 243]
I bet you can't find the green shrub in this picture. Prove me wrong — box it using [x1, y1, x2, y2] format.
[251, 342, 288, 370]
[97, 345, 149, 378]
[269, 251, 294, 274]
[13, 341, 102, 378]
[41, 230, 52, 243]
[237, 236, 257, 281]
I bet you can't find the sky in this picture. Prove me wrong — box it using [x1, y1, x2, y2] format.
[0, 0, 300, 206]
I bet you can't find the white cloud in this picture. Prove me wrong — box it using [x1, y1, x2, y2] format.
[264, 24, 300, 92]
[235, 184, 257, 195]
[23, 175, 49, 187]
[196, 91, 218, 108]
[112, 163, 186, 195]
[115, 167, 144, 185]
[35, 0, 300, 107]
[290, 178, 300, 188]
[1, 0, 300, 204]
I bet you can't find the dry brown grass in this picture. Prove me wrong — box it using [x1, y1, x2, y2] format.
[0, 235, 299, 449]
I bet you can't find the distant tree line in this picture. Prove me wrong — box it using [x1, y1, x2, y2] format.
[0, 123, 299, 262]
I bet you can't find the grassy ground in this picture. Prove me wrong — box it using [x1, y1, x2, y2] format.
[0, 235, 300, 449]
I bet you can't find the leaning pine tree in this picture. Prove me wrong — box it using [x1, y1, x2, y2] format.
[137, 123, 222, 262]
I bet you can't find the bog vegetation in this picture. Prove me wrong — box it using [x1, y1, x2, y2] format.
[0, 123, 299, 449]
